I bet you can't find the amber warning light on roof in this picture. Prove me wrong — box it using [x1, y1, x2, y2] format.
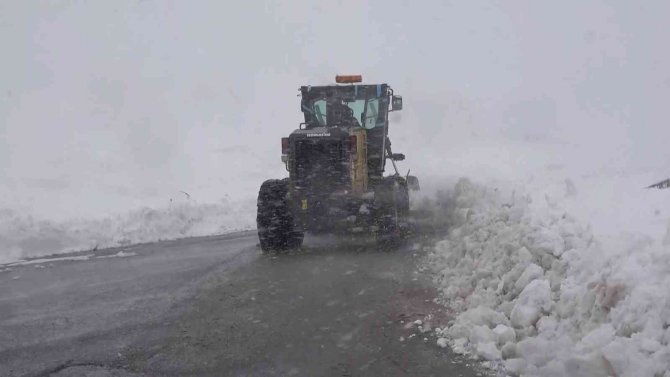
[335, 75, 362, 84]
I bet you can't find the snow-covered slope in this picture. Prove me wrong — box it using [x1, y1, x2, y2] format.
[0, 197, 255, 264]
[426, 175, 670, 377]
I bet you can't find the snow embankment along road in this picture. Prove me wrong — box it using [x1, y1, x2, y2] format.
[425, 177, 670, 377]
[0, 197, 256, 265]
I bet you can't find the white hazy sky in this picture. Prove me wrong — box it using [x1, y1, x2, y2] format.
[1, 0, 669, 220]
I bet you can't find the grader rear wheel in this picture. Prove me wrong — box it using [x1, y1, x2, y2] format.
[256, 179, 304, 253]
[374, 177, 410, 250]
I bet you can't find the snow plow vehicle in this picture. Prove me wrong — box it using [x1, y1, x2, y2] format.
[256, 75, 419, 252]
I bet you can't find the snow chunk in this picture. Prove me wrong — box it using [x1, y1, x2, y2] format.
[514, 263, 544, 293]
[602, 340, 658, 377]
[492, 324, 516, 346]
[531, 228, 566, 257]
[578, 324, 615, 351]
[452, 338, 468, 354]
[454, 306, 510, 328]
[501, 341, 517, 359]
[510, 279, 551, 328]
[516, 337, 554, 368]
[476, 341, 502, 360]
[504, 358, 527, 375]
[469, 325, 496, 346]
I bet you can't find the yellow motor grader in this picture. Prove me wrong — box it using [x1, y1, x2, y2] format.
[256, 75, 419, 251]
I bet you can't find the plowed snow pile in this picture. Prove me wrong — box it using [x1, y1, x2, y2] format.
[0, 198, 255, 264]
[426, 178, 670, 377]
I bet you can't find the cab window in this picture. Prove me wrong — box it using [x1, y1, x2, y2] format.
[363, 99, 380, 129]
[313, 100, 327, 126]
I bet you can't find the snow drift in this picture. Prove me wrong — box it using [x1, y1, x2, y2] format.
[0, 197, 256, 264]
[426, 177, 670, 377]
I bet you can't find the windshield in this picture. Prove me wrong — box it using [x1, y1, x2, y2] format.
[309, 98, 383, 129]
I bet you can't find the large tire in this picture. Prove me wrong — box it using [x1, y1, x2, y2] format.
[257, 179, 304, 253]
[374, 177, 410, 249]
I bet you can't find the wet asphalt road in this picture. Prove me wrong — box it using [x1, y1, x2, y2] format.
[0, 231, 486, 377]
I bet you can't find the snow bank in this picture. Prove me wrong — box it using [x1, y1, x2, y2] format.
[426, 178, 670, 377]
[0, 197, 255, 264]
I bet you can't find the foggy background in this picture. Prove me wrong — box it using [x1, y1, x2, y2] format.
[2, 0, 669, 222]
